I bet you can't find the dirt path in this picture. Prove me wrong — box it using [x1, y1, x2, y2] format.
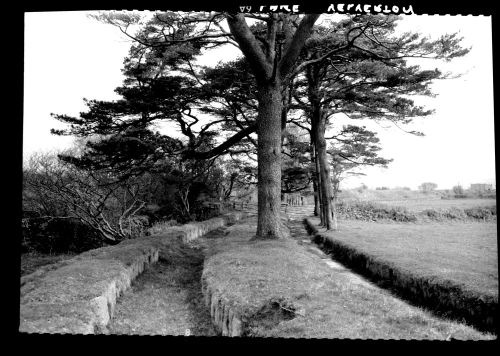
[103, 228, 231, 336]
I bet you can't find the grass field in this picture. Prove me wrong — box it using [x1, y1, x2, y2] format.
[333, 193, 497, 296]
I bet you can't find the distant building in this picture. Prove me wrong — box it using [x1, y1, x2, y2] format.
[469, 183, 493, 193]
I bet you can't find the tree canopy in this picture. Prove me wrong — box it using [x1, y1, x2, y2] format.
[48, 11, 469, 237]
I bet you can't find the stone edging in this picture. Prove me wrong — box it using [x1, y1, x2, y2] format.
[19, 212, 245, 334]
[201, 276, 245, 336]
[303, 218, 498, 334]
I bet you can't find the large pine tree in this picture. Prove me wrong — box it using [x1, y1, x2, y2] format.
[52, 12, 469, 238]
[290, 15, 468, 229]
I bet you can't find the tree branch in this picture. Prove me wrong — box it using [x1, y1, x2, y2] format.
[279, 14, 321, 79]
[226, 13, 272, 82]
[183, 123, 257, 160]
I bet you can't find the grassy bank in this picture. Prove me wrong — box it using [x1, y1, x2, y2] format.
[304, 217, 498, 333]
[202, 218, 494, 339]
[21, 252, 76, 277]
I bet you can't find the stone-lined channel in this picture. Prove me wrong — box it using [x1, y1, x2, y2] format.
[102, 227, 231, 336]
[103, 217, 372, 336]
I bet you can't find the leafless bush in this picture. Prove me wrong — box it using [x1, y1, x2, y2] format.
[23, 151, 151, 244]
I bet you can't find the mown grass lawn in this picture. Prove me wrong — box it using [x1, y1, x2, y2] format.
[311, 218, 498, 297]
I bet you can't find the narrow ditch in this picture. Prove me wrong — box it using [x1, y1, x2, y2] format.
[301, 219, 497, 335]
[102, 227, 230, 336]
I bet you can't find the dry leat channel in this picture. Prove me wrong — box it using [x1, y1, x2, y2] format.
[98, 216, 494, 339]
[101, 226, 233, 336]
[102, 218, 389, 336]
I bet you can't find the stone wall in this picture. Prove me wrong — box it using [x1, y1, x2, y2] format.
[19, 212, 244, 334]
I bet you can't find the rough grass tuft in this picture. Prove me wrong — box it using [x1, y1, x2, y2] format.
[245, 297, 299, 335]
[148, 219, 180, 235]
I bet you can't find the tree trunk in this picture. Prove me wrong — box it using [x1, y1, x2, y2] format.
[315, 139, 325, 225]
[226, 13, 320, 240]
[315, 116, 334, 230]
[313, 180, 319, 216]
[255, 82, 287, 239]
[309, 138, 320, 217]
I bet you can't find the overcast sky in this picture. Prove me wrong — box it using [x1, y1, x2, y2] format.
[24, 12, 495, 190]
